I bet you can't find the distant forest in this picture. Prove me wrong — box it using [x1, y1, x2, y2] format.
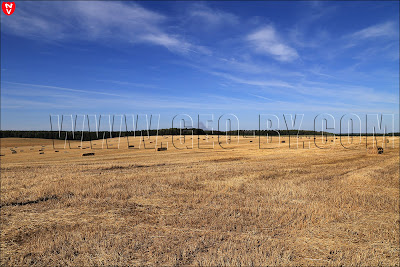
[1, 129, 399, 141]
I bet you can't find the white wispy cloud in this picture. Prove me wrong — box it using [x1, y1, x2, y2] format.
[210, 72, 295, 88]
[2, 81, 123, 97]
[248, 93, 280, 102]
[95, 80, 163, 90]
[140, 33, 210, 54]
[1, 2, 208, 55]
[246, 25, 299, 62]
[296, 80, 398, 105]
[343, 21, 398, 49]
[350, 21, 397, 39]
[188, 3, 239, 27]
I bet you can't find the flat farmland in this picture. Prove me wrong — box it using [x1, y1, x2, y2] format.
[0, 136, 399, 266]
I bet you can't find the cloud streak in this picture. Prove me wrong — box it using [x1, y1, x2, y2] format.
[188, 3, 239, 27]
[210, 72, 295, 88]
[2, 81, 123, 97]
[351, 21, 397, 40]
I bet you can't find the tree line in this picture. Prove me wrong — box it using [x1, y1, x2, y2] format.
[1, 129, 398, 141]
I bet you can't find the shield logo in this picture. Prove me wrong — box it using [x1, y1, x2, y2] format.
[2, 2, 15, 15]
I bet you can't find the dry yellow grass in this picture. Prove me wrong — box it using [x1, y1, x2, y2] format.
[0, 135, 399, 266]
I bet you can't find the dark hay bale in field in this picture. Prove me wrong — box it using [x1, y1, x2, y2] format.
[128, 145, 135, 148]
[0, 154, 4, 157]
[157, 147, 167, 151]
[281, 141, 285, 143]
[250, 140, 253, 143]
[39, 152, 44, 154]
[367, 146, 384, 155]
[82, 153, 95, 156]
[55, 151, 59, 152]
[11, 151, 17, 154]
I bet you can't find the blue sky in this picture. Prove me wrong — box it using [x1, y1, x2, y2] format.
[1, 1, 399, 132]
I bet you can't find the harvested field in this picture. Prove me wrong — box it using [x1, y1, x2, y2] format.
[0, 136, 399, 266]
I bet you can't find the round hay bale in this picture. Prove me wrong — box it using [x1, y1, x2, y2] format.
[367, 146, 384, 155]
